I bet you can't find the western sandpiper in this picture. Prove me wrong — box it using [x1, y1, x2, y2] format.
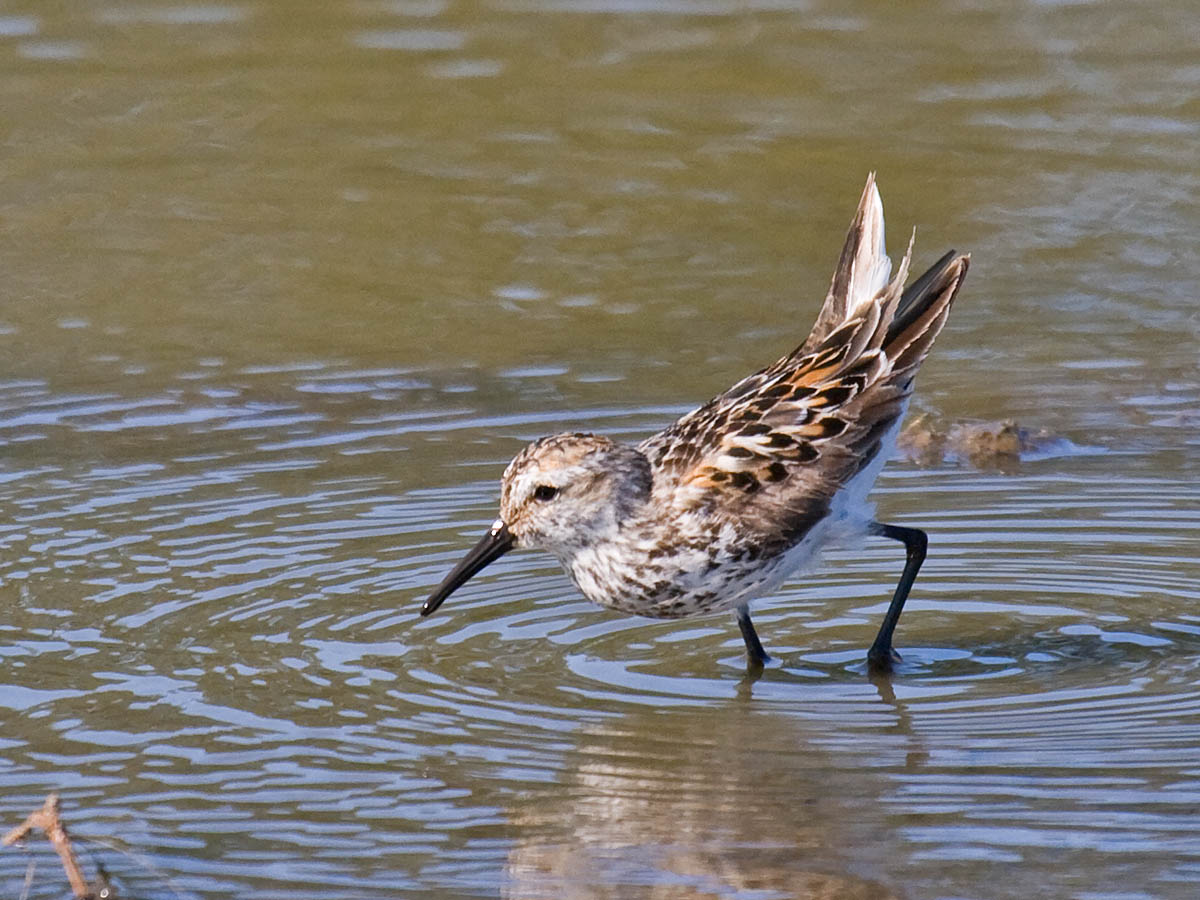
[421, 174, 969, 673]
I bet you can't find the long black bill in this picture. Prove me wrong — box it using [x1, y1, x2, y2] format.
[420, 522, 515, 617]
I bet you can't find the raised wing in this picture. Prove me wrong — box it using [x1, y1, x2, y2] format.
[638, 175, 969, 549]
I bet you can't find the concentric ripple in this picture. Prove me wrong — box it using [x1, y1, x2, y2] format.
[4, 0, 1200, 895]
[2, 353, 1200, 898]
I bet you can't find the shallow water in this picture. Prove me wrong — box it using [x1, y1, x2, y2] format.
[2, 1, 1200, 898]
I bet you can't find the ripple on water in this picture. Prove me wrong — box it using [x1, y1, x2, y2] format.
[395, 440, 1200, 894]
[2, 360, 1199, 898]
[1, 0, 1199, 893]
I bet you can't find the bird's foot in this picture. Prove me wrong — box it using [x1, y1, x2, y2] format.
[867, 644, 901, 676]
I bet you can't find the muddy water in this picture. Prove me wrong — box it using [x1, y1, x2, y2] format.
[2, 1, 1199, 898]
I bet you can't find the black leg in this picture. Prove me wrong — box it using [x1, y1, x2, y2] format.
[866, 522, 928, 674]
[736, 603, 771, 670]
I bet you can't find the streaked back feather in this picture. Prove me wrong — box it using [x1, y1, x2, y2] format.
[639, 175, 969, 551]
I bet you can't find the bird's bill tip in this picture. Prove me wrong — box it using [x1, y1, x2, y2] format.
[420, 521, 515, 617]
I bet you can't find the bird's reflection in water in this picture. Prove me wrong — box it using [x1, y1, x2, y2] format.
[502, 695, 914, 899]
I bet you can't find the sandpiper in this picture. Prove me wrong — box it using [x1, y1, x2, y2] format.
[421, 174, 969, 673]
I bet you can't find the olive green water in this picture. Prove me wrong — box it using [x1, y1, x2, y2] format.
[2, 2, 1199, 898]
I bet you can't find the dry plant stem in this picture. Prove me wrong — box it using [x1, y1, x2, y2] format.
[3, 794, 91, 899]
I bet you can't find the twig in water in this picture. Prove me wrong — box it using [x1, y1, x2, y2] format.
[3, 794, 102, 899]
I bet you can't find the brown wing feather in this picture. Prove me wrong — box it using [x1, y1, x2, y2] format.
[640, 181, 969, 550]
[640, 174, 895, 482]
[799, 172, 889, 356]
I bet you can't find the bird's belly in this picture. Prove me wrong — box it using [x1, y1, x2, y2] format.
[565, 525, 835, 619]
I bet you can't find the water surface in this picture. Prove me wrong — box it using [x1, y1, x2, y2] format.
[2, 1, 1199, 898]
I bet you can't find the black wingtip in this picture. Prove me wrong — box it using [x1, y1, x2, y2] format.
[888, 249, 964, 342]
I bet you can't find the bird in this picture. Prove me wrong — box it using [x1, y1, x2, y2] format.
[420, 174, 969, 674]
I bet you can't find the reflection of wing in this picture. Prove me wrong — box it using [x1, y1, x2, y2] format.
[638, 175, 969, 548]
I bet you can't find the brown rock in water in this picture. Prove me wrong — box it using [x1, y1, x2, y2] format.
[896, 414, 947, 466]
[898, 416, 1054, 468]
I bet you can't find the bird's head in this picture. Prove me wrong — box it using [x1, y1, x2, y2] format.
[420, 433, 652, 616]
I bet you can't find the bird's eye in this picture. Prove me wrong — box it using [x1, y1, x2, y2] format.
[532, 484, 559, 502]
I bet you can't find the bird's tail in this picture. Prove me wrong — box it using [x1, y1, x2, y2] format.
[885, 248, 968, 379]
[801, 173, 969, 380]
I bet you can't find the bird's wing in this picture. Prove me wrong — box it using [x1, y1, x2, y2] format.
[638, 176, 969, 549]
